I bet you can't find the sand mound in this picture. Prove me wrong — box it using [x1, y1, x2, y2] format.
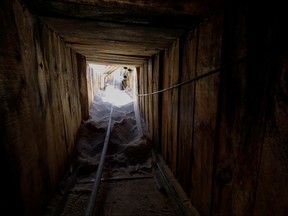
[42, 75, 195, 216]
[75, 89, 152, 177]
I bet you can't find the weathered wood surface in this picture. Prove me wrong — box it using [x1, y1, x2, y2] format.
[28, 0, 223, 17]
[210, 3, 248, 216]
[151, 54, 160, 151]
[126, 4, 288, 215]
[67, 43, 158, 57]
[39, 17, 183, 66]
[23, 0, 223, 68]
[137, 58, 156, 139]
[147, 59, 153, 139]
[0, 1, 86, 215]
[212, 2, 288, 216]
[190, 14, 223, 216]
[142, 62, 148, 134]
[2, 0, 288, 215]
[177, 30, 197, 195]
[85, 53, 148, 66]
[86, 65, 100, 107]
[160, 40, 179, 175]
[138, 67, 144, 118]
[77, 53, 89, 120]
[40, 17, 183, 44]
[25, 0, 223, 30]
[160, 48, 170, 166]
[254, 55, 288, 216]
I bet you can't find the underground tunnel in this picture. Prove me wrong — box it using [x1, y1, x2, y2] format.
[1, 0, 288, 216]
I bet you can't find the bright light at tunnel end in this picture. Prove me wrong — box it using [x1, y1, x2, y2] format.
[89, 64, 135, 107]
[102, 85, 133, 107]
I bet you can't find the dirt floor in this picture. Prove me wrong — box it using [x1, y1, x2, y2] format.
[42, 87, 199, 216]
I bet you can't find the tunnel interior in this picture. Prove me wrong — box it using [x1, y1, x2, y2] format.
[1, 0, 288, 215]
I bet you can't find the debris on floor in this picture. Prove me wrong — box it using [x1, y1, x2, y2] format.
[42, 88, 198, 216]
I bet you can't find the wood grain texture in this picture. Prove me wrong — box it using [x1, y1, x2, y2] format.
[190, 14, 223, 216]
[254, 55, 288, 215]
[147, 59, 153, 139]
[211, 2, 272, 215]
[1, 1, 86, 215]
[160, 48, 170, 162]
[151, 54, 160, 151]
[24, 0, 223, 30]
[143, 62, 148, 128]
[248, 5, 288, 216]
[39, 16, 182, 66]
[177, 30, 197, 195]
[77, 53, 89, 120]
[159, 40, 179, 175]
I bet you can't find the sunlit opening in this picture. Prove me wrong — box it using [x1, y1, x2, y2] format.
[102, 85, 133, 107]
[88, 64, 136, 107]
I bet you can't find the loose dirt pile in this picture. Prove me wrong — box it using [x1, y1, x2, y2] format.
[42, 88, 196, 216]
[74, 89, 152, 179]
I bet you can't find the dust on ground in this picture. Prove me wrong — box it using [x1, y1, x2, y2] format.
[42, 87, 197, 216]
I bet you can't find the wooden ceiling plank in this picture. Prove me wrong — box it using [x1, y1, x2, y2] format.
[40, 17, 182, 44]
[68, 44, 158, 57]
[64, 37, 168, 50]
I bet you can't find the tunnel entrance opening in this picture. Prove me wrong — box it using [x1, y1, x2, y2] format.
[88, 64, 135, 108]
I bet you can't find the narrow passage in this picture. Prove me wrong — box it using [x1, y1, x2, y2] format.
[42, 77, 188, 216]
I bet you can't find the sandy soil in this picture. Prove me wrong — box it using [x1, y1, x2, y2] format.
[42, 87, 198, 216]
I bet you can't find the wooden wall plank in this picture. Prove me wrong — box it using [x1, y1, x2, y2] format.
[135, 3, 288, 216]
[40, 17, 181, 47]
[169, 39, 179, 175]
[210, 2, 254, 215]
[160, 48, 169, 161]
[152, 54, 160, 150]
[147, 59, 153, 139]
[133, 13, 224, 216]
[254, 55, 288, 215]
[192, 74, 220, 215]
[190, 14, 223, 216]
[0, 1, 86, 215]
[160, 40, 179, 175]
[143, 62, 148, 127]
[213, 4, 288, 216]
[211, 2, 275, 215]
[177, 30, 197, 194]
[138, 66, 145, 118]
[67, 40, 162, 56]
[30, 0, 223, 18]
[77, 53, 89, 120]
